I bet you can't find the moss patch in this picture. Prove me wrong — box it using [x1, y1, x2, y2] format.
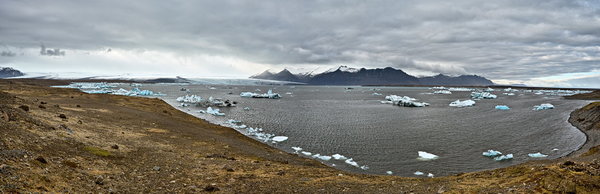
[84, 146, 111, 157]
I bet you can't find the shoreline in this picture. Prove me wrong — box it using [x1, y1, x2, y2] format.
[1, 79, 598, 193]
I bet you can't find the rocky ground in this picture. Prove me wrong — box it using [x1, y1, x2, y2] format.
[0, 79, 598, 193]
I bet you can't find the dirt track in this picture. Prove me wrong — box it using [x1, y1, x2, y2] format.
[0, 79, 598, 193]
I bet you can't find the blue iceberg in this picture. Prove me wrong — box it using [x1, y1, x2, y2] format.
[528, 152, 548, 158]
[483, 150, 503, 157]
[495, 105, 510, 110]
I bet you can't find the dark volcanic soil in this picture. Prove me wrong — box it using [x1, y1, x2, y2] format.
[0, 79, 599, 193]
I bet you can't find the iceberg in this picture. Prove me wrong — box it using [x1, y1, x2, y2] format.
[432, 86, 447, 90]
[205, 107, 225, 116]
[345, 158, 360, 167]
[493, 154, 513, 161]
[332, 154, 348, 160]
[533, 103, 554, 110]
[414, 171, 424, 176]
[240, 89, 281, 99]
[503, 93, 515, 96]
[449, 100, 476, 107]
[317, 155, 332, 161]
[384, 95, 429, 107]
[433, 90, 452, 94]
[528, 152, 548, 158]
[417, 151, 439, 160]
[386, 171, 393, 175]
[427, 173, 434, 178]
[176, 95, 203, 103]
[484, 87, 495, 92]
[272, 136, 289, 142]
[494, 105, 510, 110]
[301, 151, 312, 156]
[482, 150, 503, 157]
[448, 87, 473, 92]
[471, 92, 497, 99]
[291, 147, 303, 153]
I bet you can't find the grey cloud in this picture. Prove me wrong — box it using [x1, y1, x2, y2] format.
[0, 0, 599, 81]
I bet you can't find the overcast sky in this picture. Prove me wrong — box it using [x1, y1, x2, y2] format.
[1, 0, 599, 87]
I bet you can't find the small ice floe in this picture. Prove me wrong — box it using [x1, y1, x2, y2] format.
[471, 92, 497, 99]
[372, 92, 383, 96]
[414, 171, 425, 176]
[448, 87, 473, 92]
[534, 91, 544, 95]
[495, 105, 510, 110]
[180, 87, 189, 92]
[449, 100, 476, 107]
[301, 151, 312, 156]
[427, 173, 434, 178]
[552, 148, 559, 151]
[360, 165, 369, 170]
[528, 152, 548, 158]
[417, 151, 439, 161]
[243, 107, 251, 110]
[483, 150, 503, 157]
[332, 154, 348, 160]
[504, 88, 518, 92]
[232, 124, 247, 129]
[503, 93, 515, 96]
[493, 154, 514, 161]
[533, 103, 554, 110]
[205, 107, 225, 116]
[227, 119, 241, 124]
[386, 171, 393, 175]
[179, 103, 189, 107]
[484, 87, 495, 92]
[271, 136, 288, 142]
[345, 158, 360, 167]
[285, 92, 293, 95]
[176, 95, 203, 103]
[291, 147, 303, 153]
[384, 95, 429, 107]
[240, 89, 281, 99]
[433, 90, 452, 94]
[432, 86, 447, 90]
[209, 87, 217, 90]
[130, 83, 143, 87]
[316, 155, 332, 161]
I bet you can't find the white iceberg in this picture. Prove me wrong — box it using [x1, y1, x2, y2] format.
[449, 100, 476, 107]
[495, 105, 510, 110]
[291, 147, 303, 153]
[414, 171, 424, 176]
[240, 89, 281, 99]
[386, 171, 393, 175]
[471, 92, 497, 99]
[332, 154, 348, 160]
[433, 90, 452, 94]
[345, 158, 360, 167]
[493, 154, 513, 161]
[384, 95, 429, 107]
[317, 155, 332, 161]
[205, 107, 225, 116]
[482, 150, 503, 157]
[176, 95, 203, 103]
[528, 152, 548, 158]
[272, 136, 289, 142]
[427, 173, 434, 178]
[417, 151, 439, 160]
[533, 103, 554, 110]
[301, 151, 312, 156]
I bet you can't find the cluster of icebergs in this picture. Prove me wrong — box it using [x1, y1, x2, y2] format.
[198, 107, 225, 116]
[291, 147, 369, 170]
[483, 149, 550, 161]
[382, 95, 430, 107]
[177, 95, 237, 107]
[470, 92, 497, 99]
[222, 119, 288, 143]
[54, 82, 164, 96]
[55, 82, 119, 89]
[240, 89, 281, 99]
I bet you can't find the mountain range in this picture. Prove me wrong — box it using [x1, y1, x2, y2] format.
[250, 66, 494, 86]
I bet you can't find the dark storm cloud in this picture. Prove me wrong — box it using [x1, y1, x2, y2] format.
[1, 0, 599, 80]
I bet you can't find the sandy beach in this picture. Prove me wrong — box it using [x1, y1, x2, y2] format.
[0, 79, 598, 193]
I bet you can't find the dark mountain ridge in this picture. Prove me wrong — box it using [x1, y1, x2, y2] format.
[250, 66, 494, 86]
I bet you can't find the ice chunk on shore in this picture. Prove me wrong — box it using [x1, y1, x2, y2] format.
[360, 165, 369, 170]
[386, 171, 393, 175]
[493, 154, 513, 161]
[176, 95, 203, 103]
[417, 151, 439, 160]
[345, 158, 360, 167]
[332, 154, 348, 160]
[414, 171, 424, 176]
[301, 151, 312, 156]
[292, 147, 303, 153]
[384, 95, 429, 107]
[533, 103, 554, 110]
[471, 92, 497, 99]
[317, 155, 332, 161]
[205, 107, 225, 116]
[528, 152, 548, 158]
[272, 136, 288, 142]
[495, 105, 510, 110]
[433, 90, 452, 94]
[240, 89, 281, 99]
[427, 173, 434, 178]
[449, 100, 476, 107]
[483, 150, 503, 157]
